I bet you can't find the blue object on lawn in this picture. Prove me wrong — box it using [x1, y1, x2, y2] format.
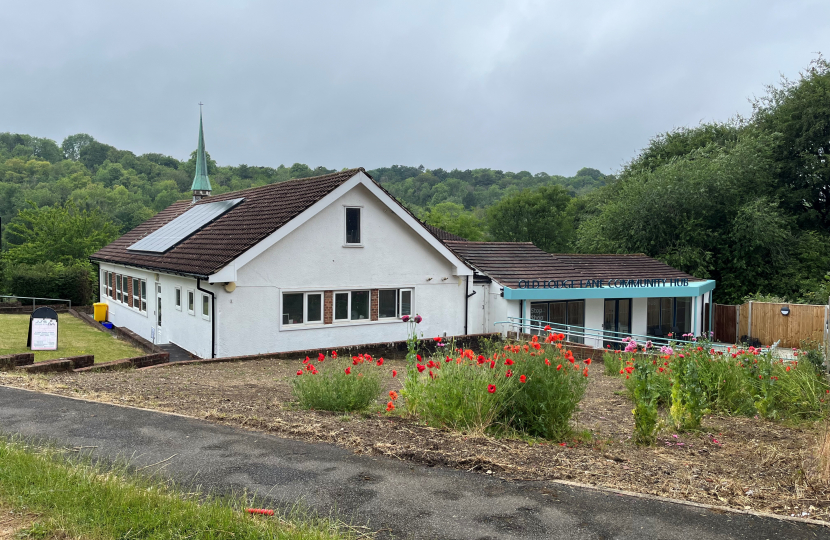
[102, 322, 114, 329]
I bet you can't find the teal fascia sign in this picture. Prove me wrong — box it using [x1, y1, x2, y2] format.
[503, 279, 716, 301]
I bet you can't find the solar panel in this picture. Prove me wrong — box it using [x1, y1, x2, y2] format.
[127, 198, 244, 253]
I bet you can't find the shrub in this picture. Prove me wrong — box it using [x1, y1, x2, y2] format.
[407, 332, 589, 440]
[291, 353, 382, 412]
[3, 261, 94, 306]
[670, 352, 707, 430]
[631, 355, 662, 445]
[603, 351, 623, 376]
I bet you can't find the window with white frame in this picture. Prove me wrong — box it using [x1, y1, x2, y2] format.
[282, 292, 323, 325]
[187, 290, 195, 315]
[202, 294, 210, 320]
[333, 290, 370, 321]
[133, 278, 141, 309]
[107, 272, 113, 298]
[102, 271, 109, 298]
[378, 288, 414, 318]
[175, 287, 182, 310]
[116, 275, 122, 302]
[140, 281, 147, 312]
[344, 207, 361, 245]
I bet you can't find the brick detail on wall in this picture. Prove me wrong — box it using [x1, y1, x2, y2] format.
[371, 289, 379, 321]
[324, 291, 333, 324]
[127, 277, 133, 307]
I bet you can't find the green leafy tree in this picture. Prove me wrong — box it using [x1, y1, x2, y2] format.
[487, 185, 574, 252]
[61, 133, 95, 161]
[3, 201, 119, 266]
[422, 202, 485, 241]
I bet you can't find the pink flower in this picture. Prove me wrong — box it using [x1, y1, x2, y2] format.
[401, 315, 410, 322]
[413, 315, 422, 323]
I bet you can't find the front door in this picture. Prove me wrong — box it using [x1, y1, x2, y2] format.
[154, 282, 165, 344]
[603, 298, 631, 349]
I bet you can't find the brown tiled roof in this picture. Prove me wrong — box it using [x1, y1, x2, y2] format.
[91, 168, 366, 277]
[443, 241, 702, 289]
[422, 224, 466, 242]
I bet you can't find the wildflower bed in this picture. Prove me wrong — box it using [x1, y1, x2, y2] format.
[1, 338, 829, 522]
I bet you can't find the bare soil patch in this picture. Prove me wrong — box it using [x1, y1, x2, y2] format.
[2, 357, 828, 522]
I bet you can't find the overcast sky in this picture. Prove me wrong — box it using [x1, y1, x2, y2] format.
[1, 1, 828, 176]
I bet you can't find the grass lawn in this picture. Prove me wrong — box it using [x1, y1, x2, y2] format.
[0, 314, 144, 364]
[0, 438, 355, 540]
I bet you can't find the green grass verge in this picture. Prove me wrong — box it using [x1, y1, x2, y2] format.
[0, 438, 361, 540]
[0, 314, 144, 364]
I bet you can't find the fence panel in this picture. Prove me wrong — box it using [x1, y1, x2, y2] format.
[713, 304, 737, 343]
[737, 301, 826, 348]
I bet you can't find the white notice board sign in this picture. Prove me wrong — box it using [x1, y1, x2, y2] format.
[31, 318, 58, 350]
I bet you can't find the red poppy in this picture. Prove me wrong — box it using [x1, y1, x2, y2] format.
[389, 390, 398, 400]
[417, 364, 425, 373]
[490, 361, 496, 369]
[505, 369, 513, 378]
[544, 325, 551, 331]
[392, 369, 397, 377]
[345, 367, 351, 374]
[434, 336, 442, 342]
[487, 384, 496, 393]
[377, 358, 384, 366]
[386, 401, 395, 411]
[477, 355, 486, 364]
[296, 370, 303, 376]
[303, 356, 310, 364]
[318, 353, 325, 362]
[556, 364, 562, 370]
[545, 358, 551, 366]
[519, 374, 527, 383]
[505, 358, 514, 365]
[429, 370, 435, 379]
[416, 354, 422, 362]
[331, 351, 338, 358]
[584, 358, 592, 365]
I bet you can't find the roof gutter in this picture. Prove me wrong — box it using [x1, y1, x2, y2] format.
[90, 257, 210, 281]
[196, 279, 216, 359]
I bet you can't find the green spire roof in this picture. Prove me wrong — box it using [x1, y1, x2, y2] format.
[190, 111, 211, 193]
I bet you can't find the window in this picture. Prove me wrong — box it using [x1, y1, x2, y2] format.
[283, 293, 303, 324]
[116, 275, 122, 302]
[351, 290, 369, 320]
[345, 207, 361, 245]
[187, 290, 195, 315]
[202, 294, 210, 320]
[334, 292, 349, 320]
[647, 297, 692, 339]
[102, 271, 109, 298]
[400, 289, 412, 316]
[133, 278, 140, 309]
[307, 293, 322, 323]
[175, 287, 182, 311]
[332, 290, 371, 321]
[282, 292, 323, 325]
[140, 281, 147, 312]
[107, 272, 113, 298]
[378, 288, 414, 318]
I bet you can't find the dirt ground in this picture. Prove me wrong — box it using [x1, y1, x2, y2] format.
[2, 357, 829, 522]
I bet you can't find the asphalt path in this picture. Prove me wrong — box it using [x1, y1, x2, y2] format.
[0, 386, 827, 540]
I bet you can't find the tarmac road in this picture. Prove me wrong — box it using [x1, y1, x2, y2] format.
[0, 385, 827, 540]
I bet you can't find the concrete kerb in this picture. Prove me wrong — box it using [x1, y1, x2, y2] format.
[2, 384, 827, 530]
[138, 333, 501, 371]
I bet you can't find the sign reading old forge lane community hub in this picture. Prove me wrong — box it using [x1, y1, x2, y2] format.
[517, 277, 692, 289]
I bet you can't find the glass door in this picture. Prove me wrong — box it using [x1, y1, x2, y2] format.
[603, 299, 631, 349]
[154, 282, 163, 344]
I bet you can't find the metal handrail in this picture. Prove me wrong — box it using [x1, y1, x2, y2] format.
[495, 316, 700, 348]
[0, 295, 72, 310]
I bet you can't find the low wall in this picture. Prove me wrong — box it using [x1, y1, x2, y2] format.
[74, 352, 170, 373]
[20, 355, 94, 373]
[141, 333, 501, 370]
[0, 353, 35, 370]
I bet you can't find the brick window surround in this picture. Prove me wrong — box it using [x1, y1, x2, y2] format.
[324, 291, 333, 324]
[370, 289, 379, 321]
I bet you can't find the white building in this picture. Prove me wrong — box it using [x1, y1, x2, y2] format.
[91, 118, 715, 358]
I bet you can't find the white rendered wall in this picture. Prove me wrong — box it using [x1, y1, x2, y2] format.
[584, 298, 604, 349]
[217, 183, 468, 356]
[157, 274, 216, 359]
[631, 297, 648, 338]
[98, 263, 155, 342]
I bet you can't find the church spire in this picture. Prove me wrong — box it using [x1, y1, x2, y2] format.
[191, 105, 212, 202]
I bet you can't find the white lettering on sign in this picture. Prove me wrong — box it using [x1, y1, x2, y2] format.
[31, 318, 58, 350]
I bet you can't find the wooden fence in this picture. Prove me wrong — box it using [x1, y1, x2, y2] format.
[720, 301, 830, 349]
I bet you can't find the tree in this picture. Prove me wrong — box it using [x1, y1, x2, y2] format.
[79, 141, 114, 171]
[422, 202, 485, 241]
[753, 56, 830, 230]
[3, 201, 119, 266]
[487, 185, 574, 252]
[61, 133, 95, 161]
